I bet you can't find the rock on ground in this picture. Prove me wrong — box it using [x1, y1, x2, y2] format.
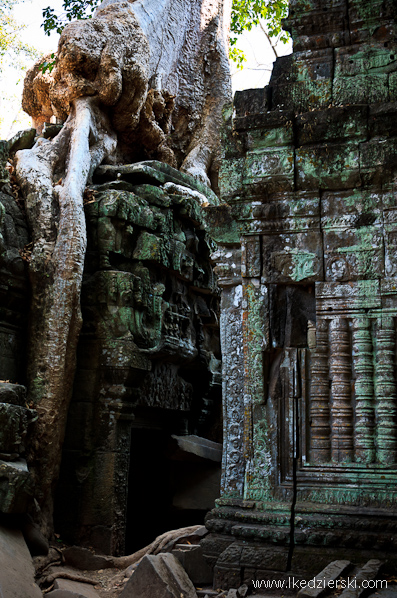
[120, 552, 197, 598]
[0, 523, 42, 597]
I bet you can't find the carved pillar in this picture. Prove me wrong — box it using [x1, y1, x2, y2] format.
[352, 317, 375, 463]
[329, 317, 353, 463]
[309, 318, 331, 463]
[375, 316, 397, 465]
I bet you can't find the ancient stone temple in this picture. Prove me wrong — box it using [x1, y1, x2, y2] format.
[54, 162, 223, 554]
[203, 0, 397, 585]
[0, 138, 223, 554]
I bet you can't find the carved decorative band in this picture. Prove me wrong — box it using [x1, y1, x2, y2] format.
[375, 317, 397, 465]
[309, 319, 331, 463]
[352, 317, 375, 463]
[329, 318, 353, 463]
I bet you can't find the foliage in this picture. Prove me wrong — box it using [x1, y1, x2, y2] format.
[230, 0, 290, 68]
[0, 0, 38, 69]
[42, 0, 97, 35]
[0, 0, 40, 136]
[40, 0, 290, 67]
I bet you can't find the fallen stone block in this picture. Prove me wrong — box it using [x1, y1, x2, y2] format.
[51, 578, 100, 598]
[298, 560, 351, 598]
[0, 523, 42, 598]
[172, 544, 213, 584]
[338, 560, 383, 598]
[120, 552, 198, 598]
[62, 545, 114, 570]
[47, 591, 92, 598]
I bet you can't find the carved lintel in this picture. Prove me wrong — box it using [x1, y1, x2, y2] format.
[329, 317, 353, 463]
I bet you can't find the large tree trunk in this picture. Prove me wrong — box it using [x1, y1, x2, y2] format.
[17, 0, 232, 535]
[16, 98, 116, 535]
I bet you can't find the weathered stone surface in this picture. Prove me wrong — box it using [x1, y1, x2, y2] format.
[0, 459, 33, 513]
[0, 523, 42, 598]
[298, 560, 351, 598]
[171, 436, 222, 462]
[53, 578, 101, 598]
[204, 0, 397, 585]
[338, 560, 383, 598]
[62, 546, 114, 570]
[7, 129, 36, 154]
[55, 163, 221, 554]
[0, 383, 27, 407]
[0, 403, 34, 455]
[172, 544, 213, 585]
[119, 553, 197, 598]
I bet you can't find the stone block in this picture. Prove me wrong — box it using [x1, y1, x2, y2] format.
[171, 435, 222, 462]
[0, 524, 42, 598]
[285, 8, 349, 51]
[270, 49, 333, 112]
[234, 109, 293, 134]
[334, 74, 389, 106]
[0, 459, 33, 513]
[349, 0, 395, 43]
[172, 544, 213, 585]
[333, 45, 393, 105]
[0, 403, 33, 455]
[252, 192, 320, 234]
[53, 578, 101, 598]
[296, 143, 360, 191]
[213, 566, 242, 591]
[244, 147, 294, 193]
[369, 102, 397, 138]
[296, 106, 367, 146]
[241, 236, 261, 278]
[262, 231, 323, 284]
[62, 545, 114, 570]
[297, 560, 351, 598]
[119, 552, 197, 598]
[245, 124, 293, 150]
[360, 139, 397, 186]
[0, 383, 27, 406]
[234, 88, 268, 117]
[218, 157, 245, 199]
[316, 280, 381, 312]
[272, 79, 332, 113]
[323, 228, 384, 281]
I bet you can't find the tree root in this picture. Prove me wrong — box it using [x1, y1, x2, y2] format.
[110, 525, 202, 570]
[44, 572, 98, 585]
[15, 96, 117, 535]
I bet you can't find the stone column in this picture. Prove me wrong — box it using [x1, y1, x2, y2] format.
[375, 316, 397, 465]
[309, 319, 331, 463]
[212, 244, 246, 497]
[352, 316, 375, 463]
[329, 317, 353, 463]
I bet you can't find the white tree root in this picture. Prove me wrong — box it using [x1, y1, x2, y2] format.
[16, 97, 117, 535]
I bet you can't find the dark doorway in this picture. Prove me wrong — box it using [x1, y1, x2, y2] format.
[125, 427, 172, 553]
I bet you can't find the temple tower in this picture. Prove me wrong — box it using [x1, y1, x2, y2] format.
[204, 0, 397, 584]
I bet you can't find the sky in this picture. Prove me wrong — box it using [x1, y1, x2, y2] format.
[0, 0, 292, 139]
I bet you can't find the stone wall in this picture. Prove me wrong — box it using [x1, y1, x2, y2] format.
[0, 134, 35, 517]
[54, 161, 222, 554]
[203, 0, 397, 586]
